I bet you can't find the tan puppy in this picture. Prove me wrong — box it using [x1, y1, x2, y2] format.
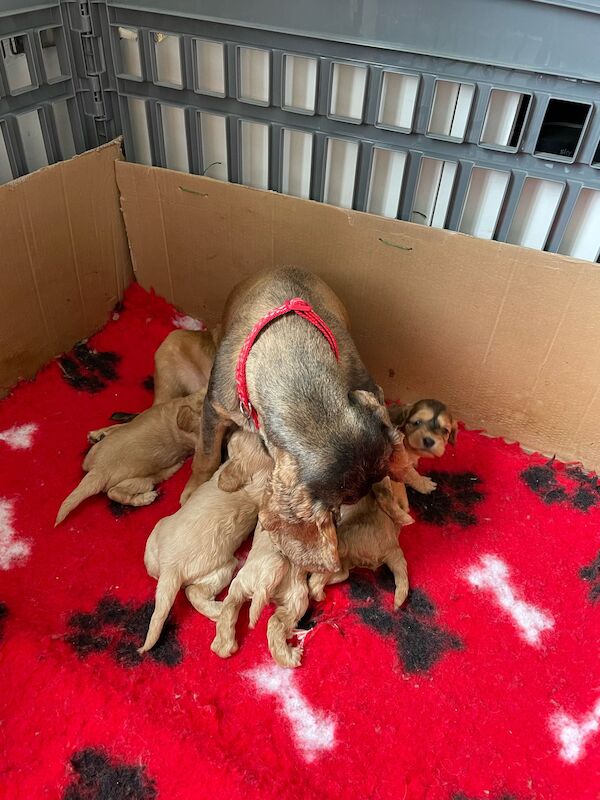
[309, 489, 410, 609]
[153, 329, 217, 405]
[55, 391, 204, 525]
[387, 399, 457, 512]
[211, 523, 309, 669]
[139, 430, 272, 653]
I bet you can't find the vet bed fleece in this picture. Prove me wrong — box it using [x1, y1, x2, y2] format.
[0, 284, 599, 800]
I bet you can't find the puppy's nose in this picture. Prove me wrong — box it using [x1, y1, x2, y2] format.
[423, 436, 435, 449]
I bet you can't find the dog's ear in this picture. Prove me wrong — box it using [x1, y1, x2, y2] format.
[263, 511, 341, 574]
[316, 513, 341, 573]
[371, 477, 414, 527]
[449, 419, 458, 446]
[176, 405, 200, 435]
[260, 449, 315, 527]
[217, 457, 246, 492]
[386, 402, 413, 429]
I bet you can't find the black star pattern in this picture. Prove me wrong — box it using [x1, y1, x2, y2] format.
[65, 595, 182, 667]
[407, 471, 484, 528]
[63, 748, 156, 800]
[0, 601, 8, 642]
[522, 461, 600, 512]
[58, 342, 120, 394]
[580, 551, 600, 603]
[349, 570, 462, 673]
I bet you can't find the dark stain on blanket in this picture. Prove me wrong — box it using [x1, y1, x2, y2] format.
[107, 492, 160, 518]
[58, 342, 120, 394]
[580, 551, 600, 603]
[63, 747, 156, 800]
[350, 572, 462, 673]
[522, 461, 600, 512]
[142, 375, 155, 391]
[407, 471, 484, 527]
[0, 601, 8, 641]
[65, 595, 182, 667]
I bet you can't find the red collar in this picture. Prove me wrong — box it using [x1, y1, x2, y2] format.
[235, 297, 340, 429]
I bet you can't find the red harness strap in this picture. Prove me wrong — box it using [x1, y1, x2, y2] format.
[235, 297, 340, 429]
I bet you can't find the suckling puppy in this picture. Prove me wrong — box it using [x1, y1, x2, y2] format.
[387, 399, 457, 512]
[139, 430, 272, 653]
[55, 391, 204, 525]
[211, 522, 309, 669]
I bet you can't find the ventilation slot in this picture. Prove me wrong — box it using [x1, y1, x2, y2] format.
[428, 80, 474, 141]
[160, 104, 188, 172]
[1, 35, 33, 93]
[154, 32, 183, 89]
[40, 28, 66, 81]
[558, 189, 600, 262]
[479, 89, 531, 150]
[199, 113, 228, 181]
[507, 178, 564, 250]
[240, 121, 269, 189]
[0, 126, 13, 184]
[281, 129, 313, 199]
[117, 27, 142, 79]
[52, 100, 76, 159]
[128, 98, 152, 166]
[323, 138, 358, 209]
[238, 47, 270, 105]
[377, 71, 419, 132]
[412, 158, 457, 228]
[194, 40, 225, 96]
[366, 148, 406, 218]
[592, 140, 600, 168]
[459, 168, 510, 239]
[329, 63, 367, 123]
[17, 110, 48, 172]
[283, 54, 317, 114]
[534, 99, 591, 161]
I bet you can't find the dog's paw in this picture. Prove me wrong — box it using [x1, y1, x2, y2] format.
[132, 490, 159, 507]
[87, 429, 105, 444]
[418, 477, 437, 494]
[308, 575, 327, 602]
[274, 644, 304, 669]
[210, 634, 238, 659]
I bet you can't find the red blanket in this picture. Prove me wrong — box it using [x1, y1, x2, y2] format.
[1, 284, 599, 800]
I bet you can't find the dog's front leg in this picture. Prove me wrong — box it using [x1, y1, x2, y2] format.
[385, 548, 409, 609]
[404, 466, 437, 495]
[180, 397, 231, 504]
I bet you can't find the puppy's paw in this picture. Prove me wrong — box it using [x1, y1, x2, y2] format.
[308, 575, 327, 602]
[87, 429, 105, 444]
[131, 490, 159, 507]
[210, 634, 238, 659]
[417, 476, 437, 494]
[394, 581, 409, 609]
[274, 644, 303, 669]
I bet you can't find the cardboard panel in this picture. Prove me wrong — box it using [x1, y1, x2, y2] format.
[0, 141, 132, 396]
[116, 161, 600, 470]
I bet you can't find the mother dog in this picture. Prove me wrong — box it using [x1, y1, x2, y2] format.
[181, 267, 404, 571]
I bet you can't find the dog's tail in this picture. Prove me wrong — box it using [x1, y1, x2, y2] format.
[138, 571, 180, 654]
[55, 471, 105, 526]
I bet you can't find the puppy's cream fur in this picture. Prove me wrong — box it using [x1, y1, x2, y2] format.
[211, 523, 309, 669]
[139, 430, 272, 653]
[55, 391, 205, 525]
[309, 490, 410, 609]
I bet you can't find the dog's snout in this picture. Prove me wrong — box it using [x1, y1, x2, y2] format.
[423, 436, 435, 449]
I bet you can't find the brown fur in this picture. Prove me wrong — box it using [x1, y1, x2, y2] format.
[387, 399, 457, 511]
[139, 430, 272, 652]
[55, 390, 205, 525]
[309, 490, 410, 609]
[211, 523, 309, 668]
[153, 329, 217, 405]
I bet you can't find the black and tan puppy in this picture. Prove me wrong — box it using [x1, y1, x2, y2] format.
[181, 267, 403, 572]
[387, 399, 457, 511]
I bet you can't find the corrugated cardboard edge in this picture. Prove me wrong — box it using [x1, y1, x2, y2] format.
[116, 162, 600, 471]
[0, 139, 133, 397]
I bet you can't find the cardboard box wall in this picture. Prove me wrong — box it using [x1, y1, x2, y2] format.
[1, 140, 599, 470]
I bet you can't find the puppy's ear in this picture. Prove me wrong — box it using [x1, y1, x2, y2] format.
[316, 513, 341, 573]
[449, 419, 458, 446]
[386, 402, 412, 429]
[260, 449, 315, 527]
[372, 477, 413, 527]
[217, 458, 246, 492]
[176, 405, 200, 435]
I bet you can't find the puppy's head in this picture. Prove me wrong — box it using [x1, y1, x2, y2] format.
[388, 399, 456, 458]
[217, 429, 273, 492]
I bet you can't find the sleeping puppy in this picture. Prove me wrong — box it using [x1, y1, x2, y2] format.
[387, 399, 457, 512]
[90, 329, 217, 439]
[181, 267, 404, 572]
[308, 488, 410, 609]
[55, 390, 205, 525]
[210, 522, 309, 669]
[139, 430, 272, 653]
